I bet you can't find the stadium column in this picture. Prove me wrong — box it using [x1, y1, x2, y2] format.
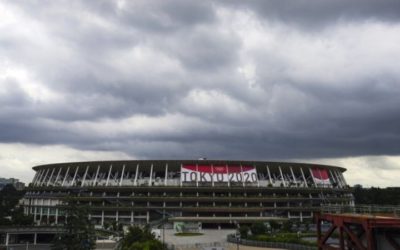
[31, 170, 40, 186]
[266, 165, 273, 185]
[106, 165, 113, 186]
[35, 169, 44, 186]
[93, 165, 100, 186]
[81, 165, 90, 187]
[164, 163, 168, 186]
[180, 163, 183, 187]
[46, 168, 55, 186]
[338, 171, 347, 186]
[71, 166, 79, 186]
[134, 164, 139, 186]
[300, 168, 308, 187]
[61, 167, 70, 187]
[40, 168, 50, 186]
[47, 199, 50, 224]
[33, 170, 43, 186]
[40, 199, 44, 224]
[55, 207, 58, 224]
[279, 166, 287, 187]
[290, 166, 297, 186]
[149, 164, 153, 186]
[328, 169, 338, 188]
[53, 167, 62, 186]
[101, 210, 104, 227]
[333, 170, 343, 188]
[119, 164, 125, 186]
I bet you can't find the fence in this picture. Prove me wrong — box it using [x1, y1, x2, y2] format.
[320, 204, 400, 216]
[226, 234, 317, 250]
[167, 241, 234, 250]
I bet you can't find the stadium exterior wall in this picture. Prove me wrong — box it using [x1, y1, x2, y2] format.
[21, 160, 353, 228]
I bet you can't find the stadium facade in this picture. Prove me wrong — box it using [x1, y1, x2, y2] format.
[21, 160, 353, 228]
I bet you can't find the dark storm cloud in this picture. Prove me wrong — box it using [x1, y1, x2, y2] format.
[222, 0, 400, 29]
[1, 0, 400, 163]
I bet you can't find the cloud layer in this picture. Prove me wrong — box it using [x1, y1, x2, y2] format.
[1, 1, 400, 185]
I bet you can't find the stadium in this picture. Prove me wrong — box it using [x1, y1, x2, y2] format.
[21, 160, 353, 229]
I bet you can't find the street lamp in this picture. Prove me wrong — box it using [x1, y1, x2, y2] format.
[233, 220, 240, 250]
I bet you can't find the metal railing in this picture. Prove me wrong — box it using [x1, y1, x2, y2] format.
[227, 234, 317, 250]
[320, 204, 400, 217]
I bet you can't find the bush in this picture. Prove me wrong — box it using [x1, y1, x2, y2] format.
[239, 226, 250, 239]
[121, 226, 164, 250]
[250, 222, 266, 235]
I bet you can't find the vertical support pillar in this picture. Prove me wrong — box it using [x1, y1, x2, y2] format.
[317, 218, 322, 250]
[333, 171, 343, 188]
[5, 233, 9, 246]
[131, 211, 134, 225]
[81, 165, 90, 187]
[40, 168, 50, 186]
[164, 164, 168, 186]
[61, 167, 70, 187]
[93, 165, 100, 186]
[101, 210, 104, 227]
[149, 164, 153, 186]
[134, 164, 139, 186]
[266, 165, 273, 185]
[290, 166, 296, 185]
[146, 211, 150, 223]
[180, 164, 183, 187]
[106, 165, 113, 186]
[34, 233, 37, 245]
[338, 171, 347, 186]
[71, 166, 79, 186]
[329, 170, 338, 188]
[226, 164, 230, 187]
[309, 168, 317, 187]
[119, 164, 125, 186]
[300, 168, 308, 187]
[33, 170, 43, 186]
[54, 167, 62, 186]
[279, 166, 287, 187]
[55, 208, 59, 224]
[339, 226, 345, 250]
[32, 171, 40, 185]
[46, 168, 55, 186]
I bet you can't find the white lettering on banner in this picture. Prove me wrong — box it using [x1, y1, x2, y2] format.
[181, 165, 258, 183]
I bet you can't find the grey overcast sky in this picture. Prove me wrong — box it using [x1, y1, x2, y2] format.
[1, 0, 400, 186]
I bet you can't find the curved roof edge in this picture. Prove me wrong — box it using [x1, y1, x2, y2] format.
[32, 159, 346, 172]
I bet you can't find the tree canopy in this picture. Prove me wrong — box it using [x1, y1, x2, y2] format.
[121, 226, 164, 250]
[52, 197, 96, 250]
[0, 184, 33, 226]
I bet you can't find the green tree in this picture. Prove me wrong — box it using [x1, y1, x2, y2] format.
[269, 220, 280, 233]
[250, 222, 266, 235]
[52, 197, 96, 250]
[121, 226, 163, 250]
[0, 184, 33, 226]
[239, 225, 250, 239]
[281, 220, 293, 232]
